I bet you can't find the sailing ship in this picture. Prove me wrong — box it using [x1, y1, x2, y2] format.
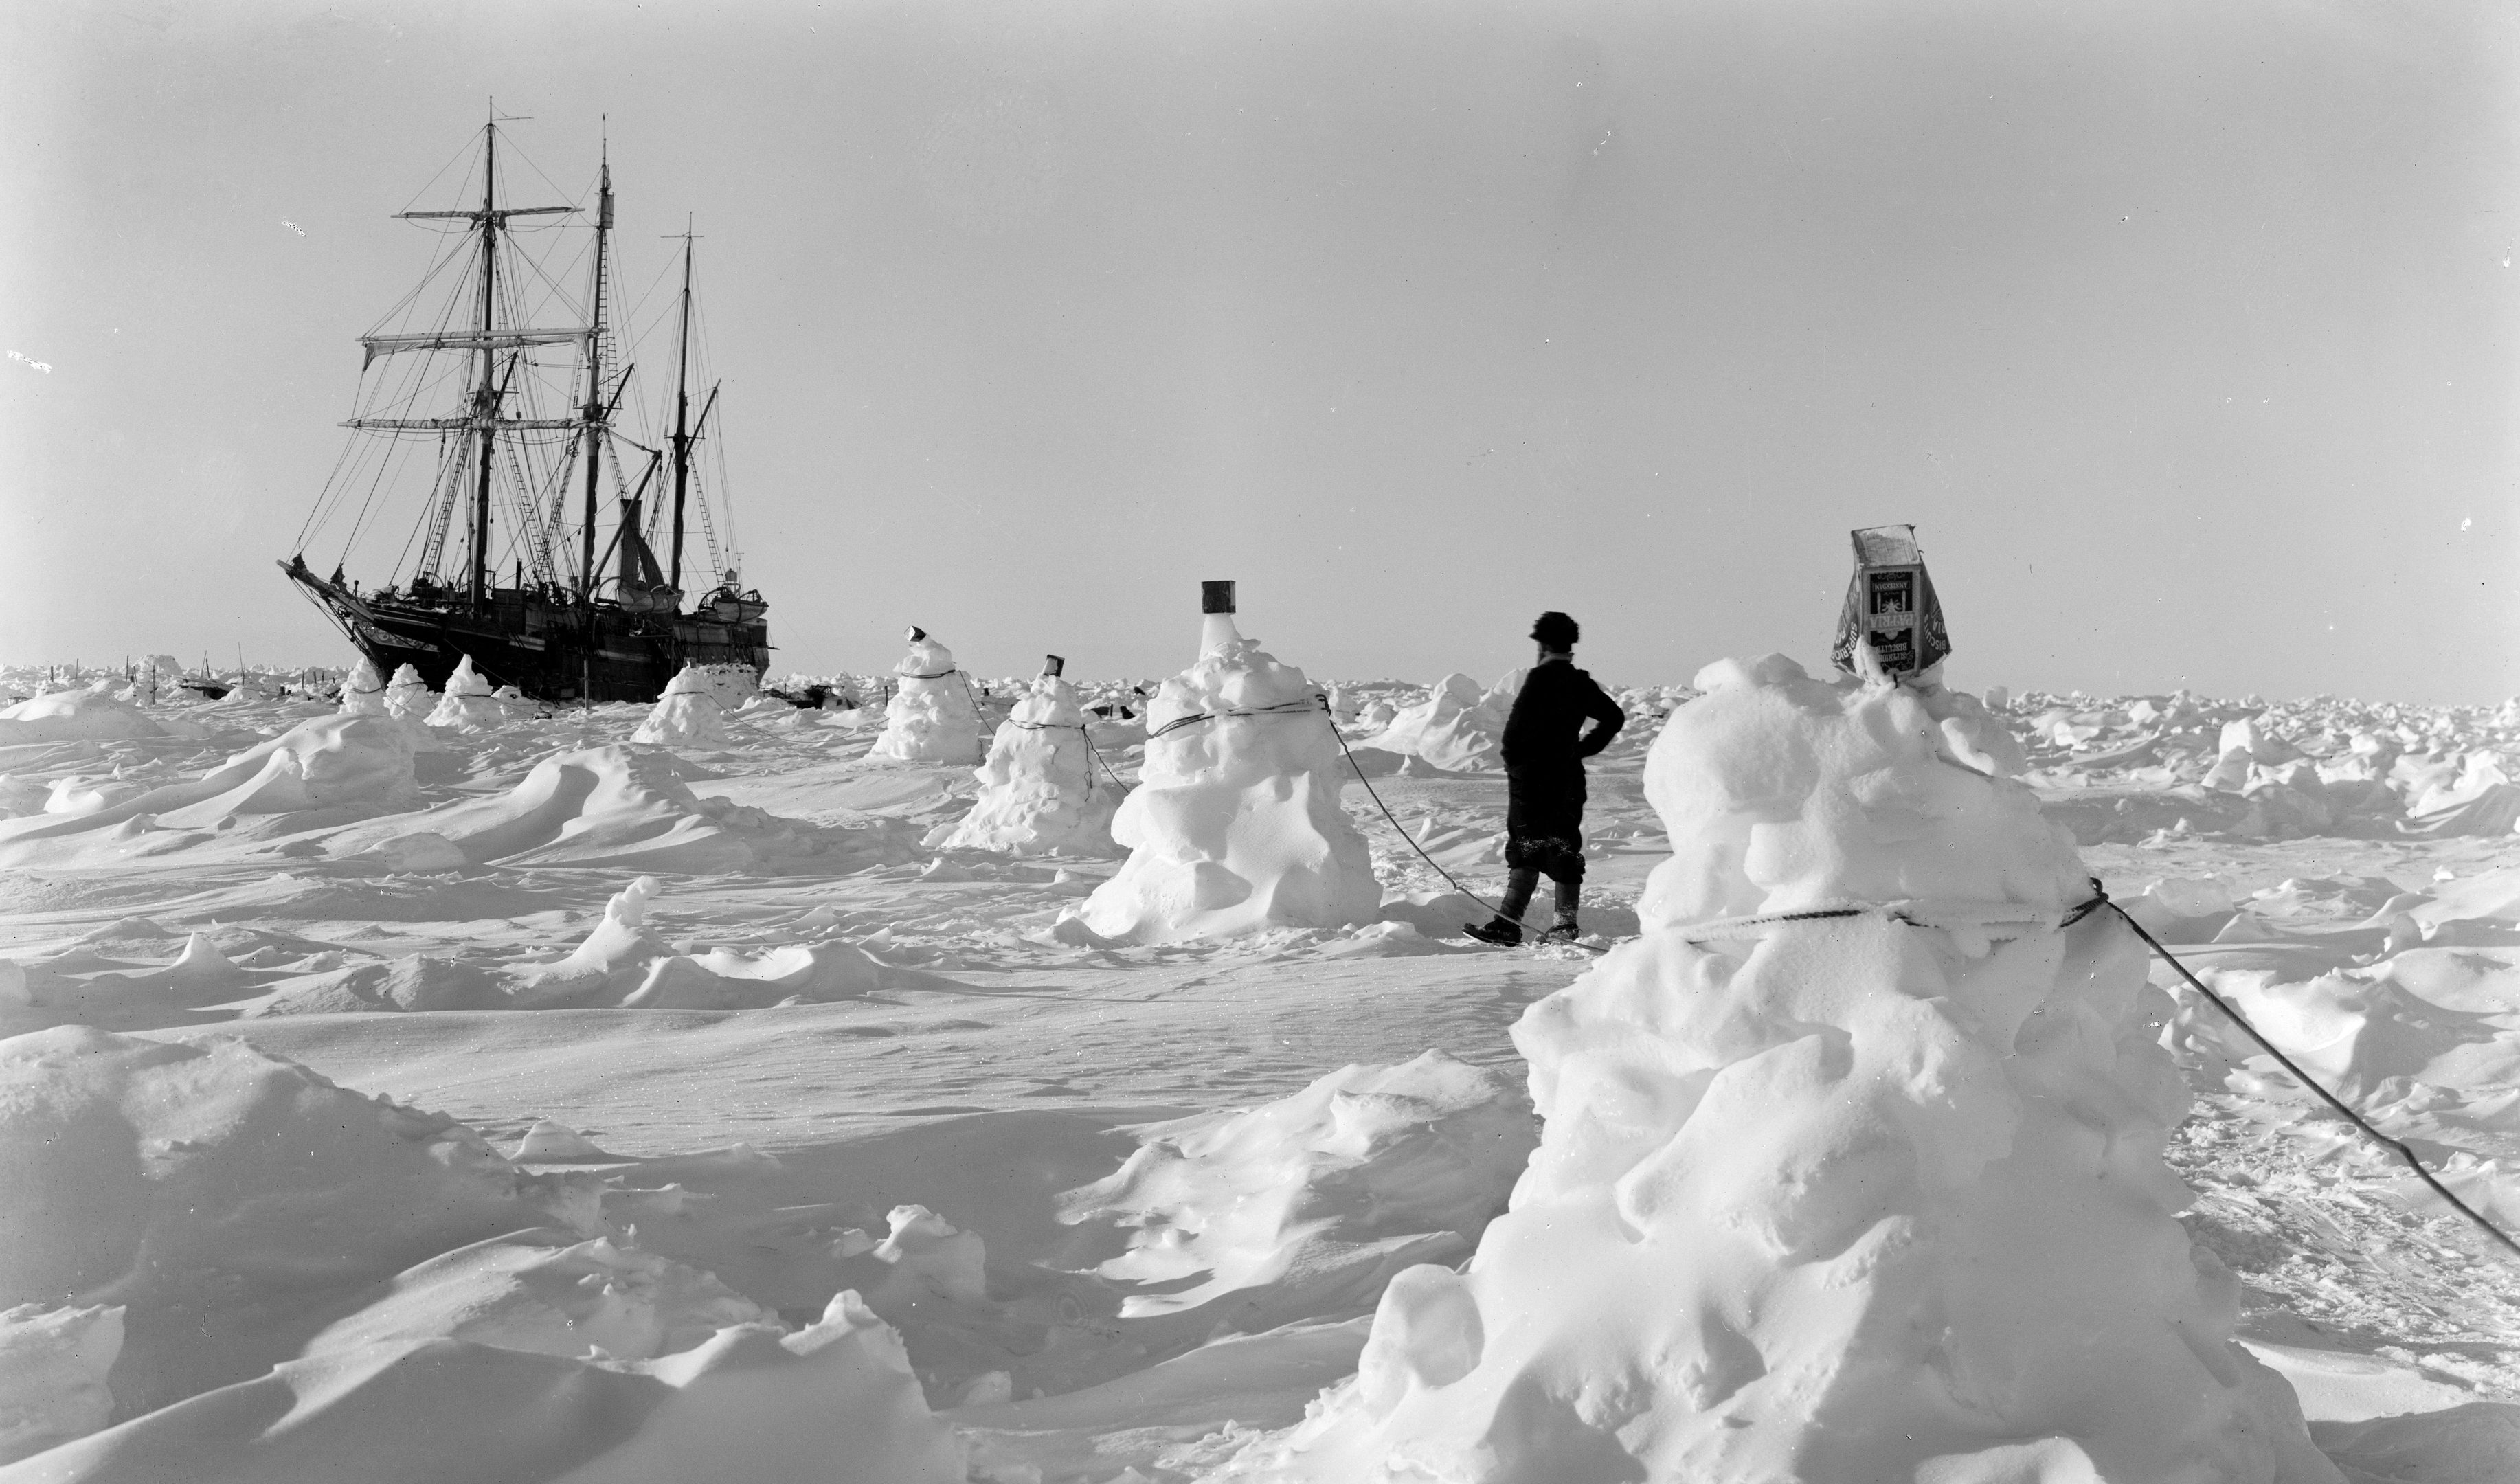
[282, 117, 767, 704]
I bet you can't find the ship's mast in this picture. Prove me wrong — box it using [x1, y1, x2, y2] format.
[578, 144, 613, 599]
[667, 222, 695, 600]
[470, 118, 501, 609]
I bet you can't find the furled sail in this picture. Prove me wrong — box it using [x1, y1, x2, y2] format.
[359, 328, 590, 369]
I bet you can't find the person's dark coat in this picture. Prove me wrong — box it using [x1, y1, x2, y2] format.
[1498, 658, 1625, 880]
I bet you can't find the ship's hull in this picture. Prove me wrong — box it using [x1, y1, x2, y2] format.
[282, 561, 767, 704]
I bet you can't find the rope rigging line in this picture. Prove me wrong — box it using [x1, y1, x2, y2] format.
[2091, 881, 2520, 1263]
[1312, 696, 1612, 956]
[996, 712, 1132, 797]
[1147, 698, 1325, 739]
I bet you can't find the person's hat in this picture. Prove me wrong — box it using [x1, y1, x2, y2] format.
[1531, 611, 1580, 649]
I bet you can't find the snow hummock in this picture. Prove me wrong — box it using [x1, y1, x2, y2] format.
[328, 745, 815, 873]
[1059, 1051, 1535, 1327]
[0, 1025, 565, 1417]
[382, 662, 434, 721]
[337, 656, 388, 717]
[1225, 654, 2341, 1483]
[1072, 619, 1378, 943]
[0, 1303, 124, 1464]
[0, 711, 420, 864]
[0, 686, 166, 745]
[867, 629, 982, 765]
[632, 664, 732, 747]
[1363, 672, 1507, 772]
[943, 670, 1118, 856]
[424, 654, 506, 731]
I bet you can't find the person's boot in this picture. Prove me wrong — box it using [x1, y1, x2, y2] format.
[1465, 868, 1537, 946]
[1536, 879, 1582, 944]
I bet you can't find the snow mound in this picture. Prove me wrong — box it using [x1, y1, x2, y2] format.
[329, 745, 807, 871]
[0, 1303, 124, 1464]
[336, 657, 388, 717]
[868, 631, 982, 765]
[513, 1119, 618, 1161]
[944, 671, 1120, 856]
[248, 954, 507, 1016]
[15, 1290, 961, 1484]
[381, 663, 434, 721]
[509, 876, 910, 1010]
[0, 1025, 561, 1417]
[618, 941, 895, 1009]
[1638, 652, 2058, 928]
[0, 686, 166, 745]
[631, 664, 731, 747]
[302, 1230, 767, 1364]
[1060, 1050, 1534, 1329]
[423, 654, 507, 731]
[1364, 673, 1505, 772]
[0, 714, 420, 865]
[1074, 622, 1378, 943]
[152, 713, 420, 828]
[1225, 656, 2339, 1483]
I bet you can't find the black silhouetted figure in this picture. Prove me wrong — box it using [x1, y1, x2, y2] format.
[1467, 611, 1625, 946]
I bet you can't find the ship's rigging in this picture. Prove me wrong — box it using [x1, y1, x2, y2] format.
[282, 114, 769, 704]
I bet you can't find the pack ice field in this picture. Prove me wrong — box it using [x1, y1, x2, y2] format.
[3, 568, 2519, 1484]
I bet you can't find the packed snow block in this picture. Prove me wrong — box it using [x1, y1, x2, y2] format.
[867, 633, 983, 766]
[335, 657, 389, 717]
[943, 673, 1119, 856]
[0, 1026, 556, 1417]
[0, 1302, 124, 1464]
[631, 664, 731, 748]
[423, 654, 507, 731]
[1060, 1052, 1535, 1334]
[1074, 631, 1378, 943]
[1364, 673, 1505, 772]
[381, 663, 434, 721]
[1224, 654, 2341, 1484]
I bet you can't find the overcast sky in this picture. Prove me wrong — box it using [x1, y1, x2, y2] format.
[5, 0, 2515, 702]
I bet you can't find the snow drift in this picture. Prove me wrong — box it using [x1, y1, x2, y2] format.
[0, 687, 169, 745]
[1060, 1051, 1535, 1332]
[1363, 673, 1507, 772]
[327, 745, 810, 873]
[1226, 653, 2339, 1483]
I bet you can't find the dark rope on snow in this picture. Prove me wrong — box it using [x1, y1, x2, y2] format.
[1315, 693, 1611, 955]
[2090, 878, 2520, 1262]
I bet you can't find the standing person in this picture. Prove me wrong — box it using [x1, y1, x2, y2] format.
[1466, 611, 1626, 946]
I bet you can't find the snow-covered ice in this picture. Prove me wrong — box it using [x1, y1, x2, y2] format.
[0, 656, 2515, 1482]
[1224, 655, 2340, 1480]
